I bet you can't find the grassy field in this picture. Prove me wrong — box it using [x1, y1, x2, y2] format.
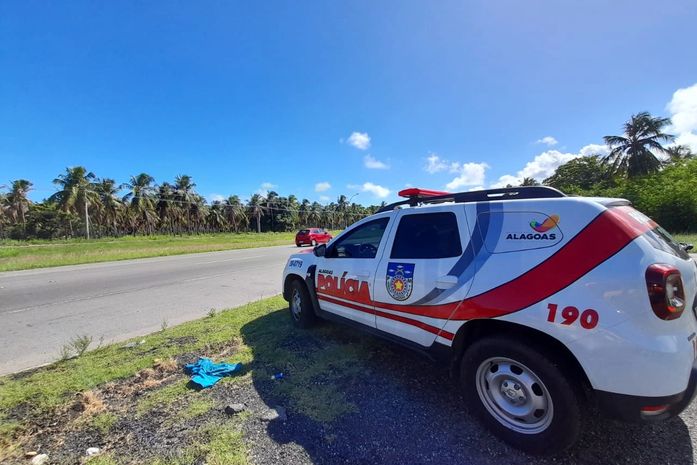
[0, 232, 300, 272]
[674, 233, 697, 247]
[0, 296, 373, 463]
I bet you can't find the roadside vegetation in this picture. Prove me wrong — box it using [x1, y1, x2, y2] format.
[0, 170, 376, 242]
[0, 231, 300, 271]
[0, 296, 374, 463]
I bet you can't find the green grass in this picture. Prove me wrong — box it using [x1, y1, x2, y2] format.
[0, 297, 284, 416]
[91, 411, 118, 435]
[150, 423, 247, 465]
[0, 294, 372, 460]
[674, 233, 697, 247]
[136, 380, 190, 417]
[86, 453, 119, 465]
[0, 231, 298, 271]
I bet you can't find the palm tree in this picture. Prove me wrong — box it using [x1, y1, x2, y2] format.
[308, 202, 322, 226]
[174, 175, 196, 232]
[93, 178, 123, 236]
[336, 195, 349, 228]
[298, 199, 310, 227]
[603, 112, 675, 177]
[50, 166, 98, 237]
[224, 195, 246, 232]
[123, 173, 157, 235]
[665, 145, 695, 163]
[265, 191, 279, 231]
[6, 179, 33, 229]
[519, 177, 540, 186]
[248, 194, 265, 233]
[156, 182, 177, 234]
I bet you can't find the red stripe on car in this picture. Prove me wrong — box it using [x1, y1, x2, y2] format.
[317, 294, 454, 340]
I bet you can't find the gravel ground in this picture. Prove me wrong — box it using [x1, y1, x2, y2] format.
[238, 338, 697, 465]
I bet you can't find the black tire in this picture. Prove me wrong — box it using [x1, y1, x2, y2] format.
[288, 280, 316, 328]
[460, 336, 581, 455]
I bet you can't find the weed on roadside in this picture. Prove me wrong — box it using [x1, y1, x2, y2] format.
[136, 380, 190, 417]
[91, 411, 118, 435]
[150, 422, 247, 465]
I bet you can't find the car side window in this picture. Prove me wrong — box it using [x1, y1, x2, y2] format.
[329, 218, 389, 259]
[390, 212, 462, 259]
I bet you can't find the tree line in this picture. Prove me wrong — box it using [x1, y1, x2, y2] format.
[542, 112, 696, 231]
[2, 111, 696, 240]
[0, 169, 381, 240]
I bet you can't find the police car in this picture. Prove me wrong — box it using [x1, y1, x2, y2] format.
[281, 186, 697, 454]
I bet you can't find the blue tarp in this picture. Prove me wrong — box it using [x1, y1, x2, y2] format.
[184, 357, 242, 389]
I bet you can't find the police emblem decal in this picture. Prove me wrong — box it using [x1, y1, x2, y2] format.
[386, 262, 415, 301]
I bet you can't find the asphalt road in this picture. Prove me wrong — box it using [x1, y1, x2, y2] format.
[0, 245, 299, 375]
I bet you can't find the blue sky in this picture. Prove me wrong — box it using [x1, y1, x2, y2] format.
[2, 0, 697, 205]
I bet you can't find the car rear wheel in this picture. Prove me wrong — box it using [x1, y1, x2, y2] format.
[311, 239, 317, 246]
[460, 336, 581, 454]
[289, 280, 316, 328]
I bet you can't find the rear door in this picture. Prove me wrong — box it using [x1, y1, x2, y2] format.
[314, 215, 393, 328]
[373, 207, 471, 346]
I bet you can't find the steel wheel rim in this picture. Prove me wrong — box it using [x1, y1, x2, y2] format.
[290, 289, 302, 321]
[475, 356, 554, 434]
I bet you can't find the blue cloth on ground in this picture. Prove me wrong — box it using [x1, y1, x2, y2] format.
[184, 357, 242, 389]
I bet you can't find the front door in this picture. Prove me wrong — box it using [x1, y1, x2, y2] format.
[373, 208, 471, 346]
[314, 216, 392, 328]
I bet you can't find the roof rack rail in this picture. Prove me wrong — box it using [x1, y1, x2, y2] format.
[377, 186, 566, 213]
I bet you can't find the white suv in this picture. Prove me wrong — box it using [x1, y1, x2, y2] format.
[281, 187, 697, 453]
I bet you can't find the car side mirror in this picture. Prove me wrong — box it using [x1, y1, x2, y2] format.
[680, 242, 694, 252]
[314, 244, 327, 257]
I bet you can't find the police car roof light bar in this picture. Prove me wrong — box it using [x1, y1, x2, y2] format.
[398, 188, 451, 199]
[378, 186, 566, 213]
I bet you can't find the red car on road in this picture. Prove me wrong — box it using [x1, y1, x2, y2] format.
[295, 228, 332, 247]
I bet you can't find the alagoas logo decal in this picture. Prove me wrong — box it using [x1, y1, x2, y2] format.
[386, 263, 415, 301]
[506, 214, 560, 241]
[530, 214, 560, 233]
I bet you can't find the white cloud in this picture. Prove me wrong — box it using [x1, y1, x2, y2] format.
[578, 143, 610, 158]
[319, 195, 331, 202]
[445, 162, 489, 190]
[491, 143, 609, 188]
[255, 182, 277, 196]
[208, 193, 225, 203]
[536, 136, 558, 147]
[315, 181, 331, 192]
[346, 132, 371, 150]
[667, 83, 697, 151]
[424, 153, 448, 174]
[349, 182, 390, 198]
[364, 154, 389, 169]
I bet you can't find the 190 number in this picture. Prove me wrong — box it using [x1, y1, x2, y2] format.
[546, 303, 599, 329]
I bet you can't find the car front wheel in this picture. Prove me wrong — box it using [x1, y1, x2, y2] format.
[289, 280, 316, 328]
[460, 336, 581, 454]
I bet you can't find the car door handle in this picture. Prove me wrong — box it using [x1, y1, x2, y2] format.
[435, 275, 458, 289]
[348, 271, 371, 280]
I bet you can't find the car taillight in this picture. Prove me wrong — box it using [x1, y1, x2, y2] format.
[645, 264, 686, 320]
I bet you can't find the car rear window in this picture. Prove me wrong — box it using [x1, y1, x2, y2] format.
[619, 207, 690, 260]
[391, 212, 462, 259]
[644, 224, 690, 260]
[299, 229, 310, 234]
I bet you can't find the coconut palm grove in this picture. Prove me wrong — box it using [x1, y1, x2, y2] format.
[2, 111, 696, 240]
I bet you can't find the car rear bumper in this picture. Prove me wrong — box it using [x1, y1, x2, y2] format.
[595, 358, 697, 422]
